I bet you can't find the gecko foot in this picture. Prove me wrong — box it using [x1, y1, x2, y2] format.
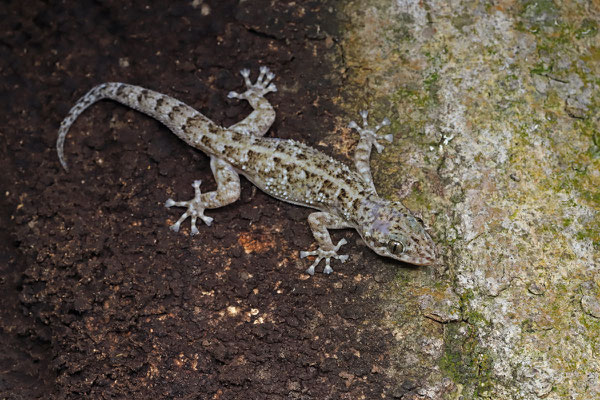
[348, 110, 393, 153]
[300, 238, 349, 275]
[228, 66, 277, 100]
[165, 180, 213, 235]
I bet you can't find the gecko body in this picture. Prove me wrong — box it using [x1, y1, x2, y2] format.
[57, 67, 436, 275]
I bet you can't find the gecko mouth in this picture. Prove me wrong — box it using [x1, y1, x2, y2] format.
[401, 255, 435, 267]
[400, 246, 436, 266]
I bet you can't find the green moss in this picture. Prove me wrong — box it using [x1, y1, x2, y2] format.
[575, 19, 598, 39]
[576, 226, 600, 251]
[383, 14, 414, 43]
[530, 61, 553, 76]
[423, 71, 440, 100]
[517, 0, 560, 33]
[591, 132, 600, 158]
[521, 318, 535, 333]
[579, 118, 600, 158]
[452, 14, 475, 31]
[440, 322, 495, 398]
[390, 86, 433, 110]
[465, 310, 488, 327]
[543, 90, 563, 110]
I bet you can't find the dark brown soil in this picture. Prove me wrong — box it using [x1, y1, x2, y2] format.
[1, 1, 404, 398]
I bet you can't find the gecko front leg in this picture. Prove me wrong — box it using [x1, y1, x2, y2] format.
[349, 110, 393, 193]
[228, 66, 277, 136]
[300, 212, 351, 275]
[165, 157, 240, 234]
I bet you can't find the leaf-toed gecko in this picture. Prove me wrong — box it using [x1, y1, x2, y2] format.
[57, 67, 436, 275]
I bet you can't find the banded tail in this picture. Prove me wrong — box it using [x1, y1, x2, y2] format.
[57, 82, 216, 171]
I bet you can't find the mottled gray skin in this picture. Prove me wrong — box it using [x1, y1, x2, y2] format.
[57, 67, 436, 275]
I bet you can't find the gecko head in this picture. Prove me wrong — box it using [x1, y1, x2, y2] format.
[358, 200, 436, 266]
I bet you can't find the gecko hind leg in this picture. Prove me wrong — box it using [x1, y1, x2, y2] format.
[228, 66, 277, 136]
[165, 158, 240, 235]
[349, 110, 393, 192]
[300, 212, 351, 275]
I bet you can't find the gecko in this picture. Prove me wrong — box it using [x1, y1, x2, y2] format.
[56, 67, 436, 275]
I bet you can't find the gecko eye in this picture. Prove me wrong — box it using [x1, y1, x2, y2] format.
[387, 240, 405, 256]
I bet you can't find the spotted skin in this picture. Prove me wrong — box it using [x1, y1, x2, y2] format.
[57, 67, 436, 275]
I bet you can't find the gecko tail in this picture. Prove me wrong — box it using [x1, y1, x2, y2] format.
[56, 83, 116, 171]
[57, 82, 216, 172]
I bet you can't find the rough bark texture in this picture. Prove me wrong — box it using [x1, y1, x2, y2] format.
[339, 0, 600, 398]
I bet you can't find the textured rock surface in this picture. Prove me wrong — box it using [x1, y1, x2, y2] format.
[337, 0, 599, 398]
[2, 1, 598, 398]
